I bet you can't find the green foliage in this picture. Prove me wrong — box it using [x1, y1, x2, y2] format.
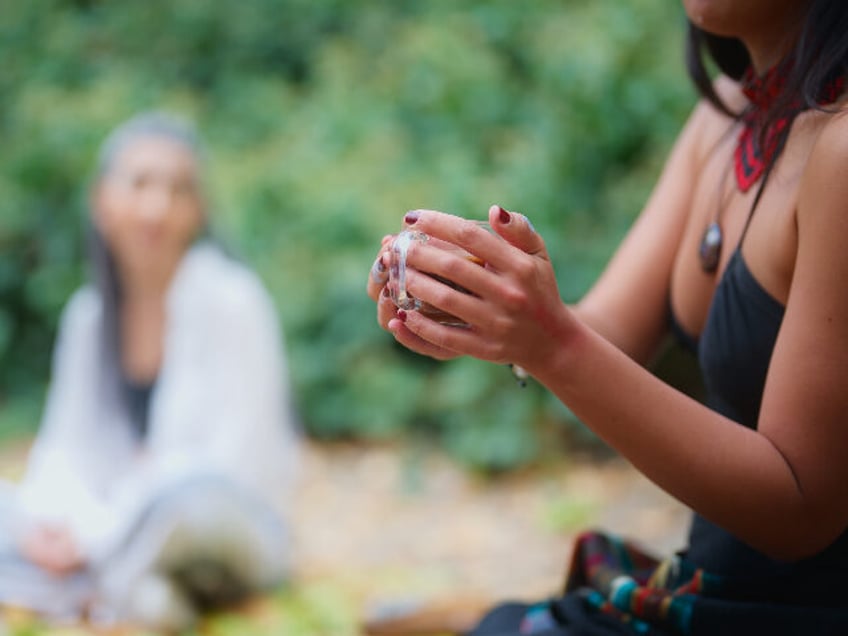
[0, 0, 694, 468]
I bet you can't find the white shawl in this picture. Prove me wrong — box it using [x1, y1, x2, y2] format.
[14, 242, 300, 563]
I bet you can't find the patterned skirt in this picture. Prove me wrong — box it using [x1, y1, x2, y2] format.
[469, 531, 848, 636]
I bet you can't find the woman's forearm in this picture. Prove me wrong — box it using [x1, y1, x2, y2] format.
[570, 300, 670, 367]
[534, 318, 825, 561]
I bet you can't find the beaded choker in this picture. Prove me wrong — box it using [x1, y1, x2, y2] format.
[698, 63, 844, 273]
[735, 64, 793, 193]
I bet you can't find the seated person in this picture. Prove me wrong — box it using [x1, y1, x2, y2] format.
[0, 112, 299, 631]
[367, 0, 848, 634]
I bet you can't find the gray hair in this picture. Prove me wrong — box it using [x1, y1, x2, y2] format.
[88, 112, 212, 432]
[95, 110, 205, 180]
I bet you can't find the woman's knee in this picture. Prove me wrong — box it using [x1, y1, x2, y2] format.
[143, 474, 289, 585]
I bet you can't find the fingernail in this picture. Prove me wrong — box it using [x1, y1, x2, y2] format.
[370, 256, 389, 284]
[381, 285, 391, 298]
[498, 206, 511, 225]
[522, 213, 536, 233]
[404, 210, 420, 225]
[397, 309, 407, 322]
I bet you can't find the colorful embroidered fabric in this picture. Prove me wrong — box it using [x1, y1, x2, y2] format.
[561, 531, 723, 635]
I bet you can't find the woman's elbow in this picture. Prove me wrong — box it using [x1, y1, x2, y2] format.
[754, 510, 847, 563]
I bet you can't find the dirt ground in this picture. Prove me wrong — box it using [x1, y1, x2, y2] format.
[288, 440, 691, 624]
[0, 438, 692, 634]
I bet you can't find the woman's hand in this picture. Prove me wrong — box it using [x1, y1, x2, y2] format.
[385, 205, 577, 376]
[366, 225, 465, 360]
[20, 523, 85, 576]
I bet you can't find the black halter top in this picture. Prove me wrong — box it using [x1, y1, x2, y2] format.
[670, 248, 848, 607]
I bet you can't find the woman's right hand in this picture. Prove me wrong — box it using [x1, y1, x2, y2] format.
[20, 523, 84, 576]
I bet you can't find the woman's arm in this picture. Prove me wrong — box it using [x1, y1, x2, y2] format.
[17, 288, 119, 566]
[387, 113, 848, 562]
[572, 97, 709, 363]
[749, 111, 848, 556]
[575, 77, 745, 361]
[540, 115, 848, 558]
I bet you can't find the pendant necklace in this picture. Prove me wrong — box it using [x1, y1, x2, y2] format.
[698, 62, 791, 274]
[697, 62, 845, 274]
[698, 221, 723, 274]
[698, 159, 735, 274]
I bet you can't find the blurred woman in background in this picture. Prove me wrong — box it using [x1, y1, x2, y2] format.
[1, 112, 299, 631]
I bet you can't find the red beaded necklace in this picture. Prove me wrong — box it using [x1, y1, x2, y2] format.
[698, 63, 844, 273]
[736, 65, 846, 192]
[734, 64, 793, 192]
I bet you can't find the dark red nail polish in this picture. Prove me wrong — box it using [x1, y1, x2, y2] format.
[404, 210, 420, 225]
[498, 206, 511, 224]
[397, 309, 407, 322]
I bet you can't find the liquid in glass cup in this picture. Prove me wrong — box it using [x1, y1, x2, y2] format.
[387, 220, 491, 328]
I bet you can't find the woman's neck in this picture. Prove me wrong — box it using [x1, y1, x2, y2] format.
[116, 254, 181, 303]
[746, 41, 790, 76]
[119, 275, 169, 385]
[741, 7, 805, 75]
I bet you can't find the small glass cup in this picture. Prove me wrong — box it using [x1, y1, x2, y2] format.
[386, 218, 529, 386]
[387, 220, 491, 328]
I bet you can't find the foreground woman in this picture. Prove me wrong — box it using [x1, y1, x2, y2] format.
[368, 1, 848, 634]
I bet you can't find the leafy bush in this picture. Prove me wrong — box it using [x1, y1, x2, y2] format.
[0, 0, 694, 467]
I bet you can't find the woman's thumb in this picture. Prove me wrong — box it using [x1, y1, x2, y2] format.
[488, 205, 545, 256]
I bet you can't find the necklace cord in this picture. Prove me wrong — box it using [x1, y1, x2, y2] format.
[738, 124, 790, 249]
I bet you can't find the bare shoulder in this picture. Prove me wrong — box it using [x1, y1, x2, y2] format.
[807, 106, 848, 165]
[799, 106, 848, 222]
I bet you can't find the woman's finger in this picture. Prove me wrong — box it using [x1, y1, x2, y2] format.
[388, 314, 463, 360]
[370, 254, 388, 285]
[401, 264, 493, 330]
[366, 237, 394, 302]
[487, 205, 547, 258]
[377, 285, 399, 329]
[394, 307, 504, 363]
[401, 236, 498, 298]
[405, 209, 536, 274]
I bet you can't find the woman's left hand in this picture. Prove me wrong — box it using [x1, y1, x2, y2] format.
[20, 523, 85, 576]
[387, 205, 575, 377]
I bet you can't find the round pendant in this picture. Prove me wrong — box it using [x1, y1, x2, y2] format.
[698, 222, 722, 273]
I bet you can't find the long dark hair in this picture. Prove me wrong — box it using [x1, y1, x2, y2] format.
[88, 112, 208, 418]
[685, 1, 848, 173]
